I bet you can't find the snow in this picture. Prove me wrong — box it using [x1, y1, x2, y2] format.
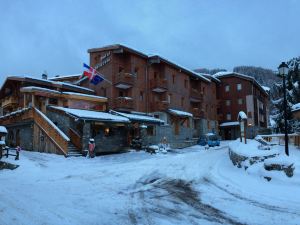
[20, 86, 61, 94]
[292, 103, 300, 112]
[238, 111, 247, 120]
[110, 110, 164, 124]
[1, 142, 300, 225]
[264, 155, 295, 167]
[62, 92, 107, 101]
[117, 96, 132, 100]
[49, 74, 82, 80]
[262, 85, 271, 91]
[168, 109, 193, 117]
[0, 126, 7, 133]
[219, 121, 239, 127]
[35, 108, 70, 141]
[229, 139, 281, 157]
[0, 107, 30, 119]
[50, 106, 130, 123]
[148, 54, 211, 83]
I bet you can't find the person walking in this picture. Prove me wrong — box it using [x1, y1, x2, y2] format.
[88, 139, 95, 158]
[15, 146, 21, 160]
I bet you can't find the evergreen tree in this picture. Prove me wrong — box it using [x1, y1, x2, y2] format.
[273, 57, 300, 133]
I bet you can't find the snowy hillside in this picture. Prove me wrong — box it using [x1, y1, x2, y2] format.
[1, 143, 300, 225]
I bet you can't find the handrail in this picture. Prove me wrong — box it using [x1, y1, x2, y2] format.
[33, 107, 69, 156]
[69, 128, 82, 150]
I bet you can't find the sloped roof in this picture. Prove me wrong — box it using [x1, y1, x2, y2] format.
[50, 106, 129, 123]
[110, 110, 164, 124]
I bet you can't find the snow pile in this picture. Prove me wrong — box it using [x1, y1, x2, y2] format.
[292, 103, 300, 112]
[238, 111, 247, 120]
[0, 126, 7, 133]
[229, 139, 280, 158]
[262, 86, 271, 92]
[264, 155, 294, 167]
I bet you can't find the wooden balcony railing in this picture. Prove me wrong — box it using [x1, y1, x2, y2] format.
[1, 96, 18, 108]
[190, 89, 203, 101]
[33, 108, 69, 156]
[114, 97, 134, 109]
[69, 128, 82, 151]
[114, 72, 134, 87]
[150, 100, 169, 112]
[0, 107, 33, 125]
[150, 78, 168, 91]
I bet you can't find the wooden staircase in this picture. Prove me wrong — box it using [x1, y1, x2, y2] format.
[67, 143, 83, 157]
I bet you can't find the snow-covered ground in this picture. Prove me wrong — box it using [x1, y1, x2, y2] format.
[1, 142, 300, 225]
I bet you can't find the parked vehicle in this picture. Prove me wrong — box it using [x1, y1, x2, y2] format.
[197, 133, 220, 147]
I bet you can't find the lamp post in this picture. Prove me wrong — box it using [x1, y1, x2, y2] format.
[278, 62, 289, 156]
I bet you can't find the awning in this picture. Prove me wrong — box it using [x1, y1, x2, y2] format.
[49, 106, 129, 123]
[219, 121, 239, 127]
[110, 110, 164, 124]
[168, 109, 193, 118]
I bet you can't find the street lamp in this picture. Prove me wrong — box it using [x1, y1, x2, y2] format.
[278, 62, 289, 156]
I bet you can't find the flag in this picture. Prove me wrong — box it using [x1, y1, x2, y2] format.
[82, 63, 106, 85]
[82, 63, 96, 80]
[90, 74, 104, 85]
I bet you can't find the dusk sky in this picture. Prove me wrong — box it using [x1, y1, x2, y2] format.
[0, 0, 299, 84]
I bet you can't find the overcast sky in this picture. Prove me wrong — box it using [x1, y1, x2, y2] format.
[0, 0, 299, 84]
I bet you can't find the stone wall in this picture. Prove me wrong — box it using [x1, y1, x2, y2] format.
[6, 121, 34, 150]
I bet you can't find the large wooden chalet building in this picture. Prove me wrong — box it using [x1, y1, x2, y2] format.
[0, 44, 269, 156]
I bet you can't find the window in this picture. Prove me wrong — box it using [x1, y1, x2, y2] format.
[134, 67, 139, 76]
[118, 67, 124, 73]
[101, 87, 106, 97]
[172, 74, 175, 84]
[181, 97, 184, 107]
[139, 91, 144, 101]
[147, 126, 155, 136]
[168, 94, 172, 103]
[49, 98, 58, 105]
[226, 100, 231, 106]
[202, 87, 205, 94]
[184, 80, 187, 88]
[237, 83, 242, 91]
[119, 91, 124, 97]
[238, 98, 243, 105]
[226, 113, 231, 120]
[225, 85, 230, 92]
[154, 72, 157, 79]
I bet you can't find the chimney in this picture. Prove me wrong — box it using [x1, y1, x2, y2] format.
[42, 71, 48, 80]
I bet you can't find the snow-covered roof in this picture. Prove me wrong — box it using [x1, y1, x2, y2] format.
[110, 110, 164, 124]
[292, 103, 300, 112]
[1, 76, 94, 94]
[149, 55, 211, 83]
[0, 126, 7, 134]
[238, 111, 247, 120]
[0, 108, 31, 120]
[49, 74, 82, 81]
[261, 86, 270, 92]
[62, 92, 107, 101]
[213, 72, 268, 95]
[168, 109, 193, 117]
[196, 72, 221, 83]
[219, 121, 239, 127]
[50, 106, 129, 123]
[20, 86, 61, 94]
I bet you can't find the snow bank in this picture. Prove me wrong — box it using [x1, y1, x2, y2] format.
[264, 155, 295, 167]
[229, 139, 280, 158]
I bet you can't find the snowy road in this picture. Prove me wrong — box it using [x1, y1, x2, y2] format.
[1, 143, 300, 225]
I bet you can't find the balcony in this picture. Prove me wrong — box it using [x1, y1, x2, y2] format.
[114, 97, 134, 109]
[190, 89, 203, 102]
[1, 95, 18, 108]
[150, 78, 168, 93]
[150, 100, 169, 112]
[190, 107, 205, 118]
[114, 72, 134, 89]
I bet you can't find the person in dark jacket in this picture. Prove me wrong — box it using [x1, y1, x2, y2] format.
[15, 146, 21, 160]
